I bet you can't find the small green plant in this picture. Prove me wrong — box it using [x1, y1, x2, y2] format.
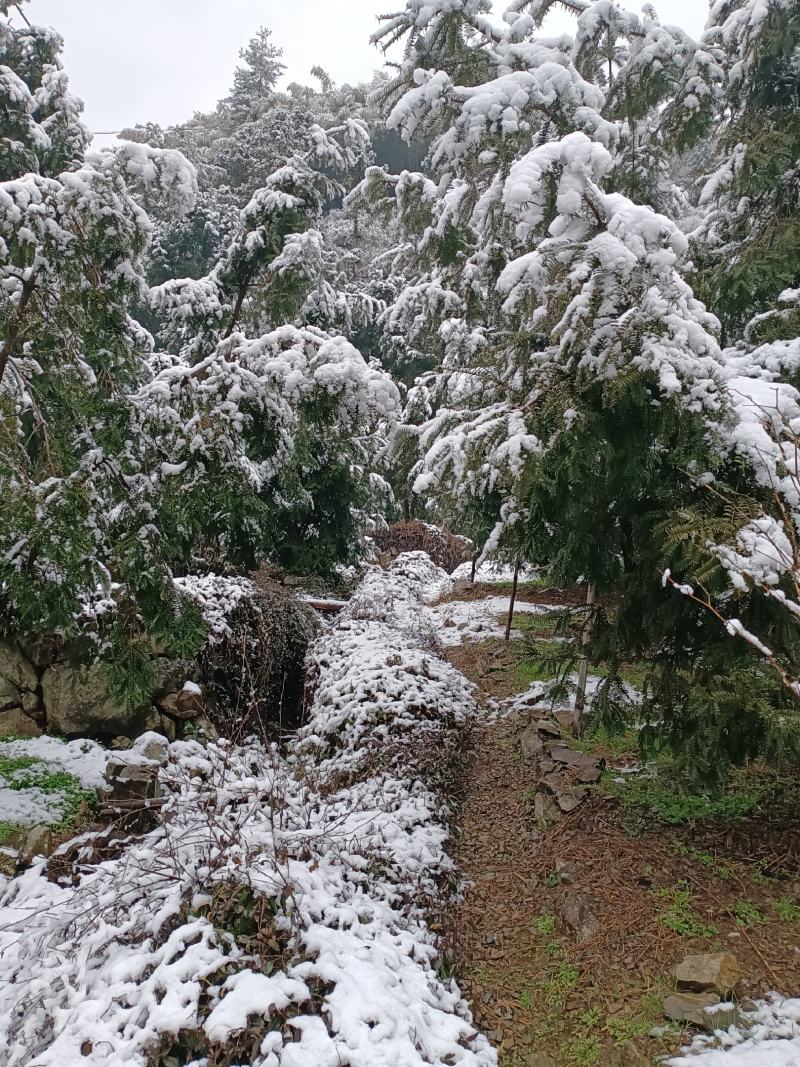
[774, 898, 800, 922]
[519, 987, 534, 1011]
[657, 884, 718, 938]
[670, 841, 734, 881]
[543, 960, 580, 1006]
[609, 774, 760, 827]
[532, 913, 556, 936]
[563, 1034, 601, 1066]
[606, 1014, 652, 1044]
[733, 900, 764, 926]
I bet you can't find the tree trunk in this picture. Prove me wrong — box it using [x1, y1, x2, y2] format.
[573, 582, 597, 736]
[0, 272, 37, 386]
[470, 553, 478, 584]
[223, 272, 252, 340]
[504, 558, 521, 642]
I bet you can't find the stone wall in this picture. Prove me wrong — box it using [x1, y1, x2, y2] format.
[0, 639, 210, 742]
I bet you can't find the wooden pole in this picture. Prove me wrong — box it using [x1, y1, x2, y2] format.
[504, 558, 521, 642]
[573, 582, 596, 735]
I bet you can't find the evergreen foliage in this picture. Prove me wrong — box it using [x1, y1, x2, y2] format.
[368, 0, 800, 781]
[0, 8, 399, 703]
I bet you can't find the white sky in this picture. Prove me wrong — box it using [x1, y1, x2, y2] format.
[22, 0, 710, 133]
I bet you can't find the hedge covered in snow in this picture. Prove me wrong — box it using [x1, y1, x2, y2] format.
[0, 553, 494, 1067]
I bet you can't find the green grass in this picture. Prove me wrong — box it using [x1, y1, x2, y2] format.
[504, 611, 568, 636]
[656, 883, 718, 938]
[543, 960, 580, 1006]
[774, 898, 800, 922]
[0, 753, 95, 843]
[573, 725, 640, 758]
[669, 841, 735, 881]
[733, 900, 764, 927]
[563, 1034, 601, 1066]
[606, 773, 761, 827]
[531, 913, 556, 936]
[516, 658, 557, 685]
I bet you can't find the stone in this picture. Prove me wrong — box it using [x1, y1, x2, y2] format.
[133, 731, 169, 765]
[20, 689, 41, 715]
[549, 746, 605, 774]
[575, 763, 603, 784]
[675, 952, 743, 996]
[43, 662, 136, 736]
[557, 792, 583, 813]
[17, 825, 54, 866]
[110, 736, 133, 750]
[704, 1003, 741, 1030]
[44, 658, 188, 738]
[0, 706, 42, 738]
[558, 888, 600, 941]
[663, 991, 722, 1028]
[104, 752, 162, 832]
[538, 773, 562, 795]
[156, 681, 203, 721]
[0, 642, 38, 709]
[535, 719, 562, 738]
[554, 858, 581, 885]
[149, 700, 181, 736]
[188, 712, 219, 741]
[520, 724, 545, 760]
[176, 682, 204, 717]
[534, 792, 561, 824]
[0, 847, 18, 876]
[612, 1045, 651, 1067]
[524, 1053, 556, 1067]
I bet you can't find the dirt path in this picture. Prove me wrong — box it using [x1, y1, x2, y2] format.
[444, 636, 800, 1067]
[447, 713, 552, 1066]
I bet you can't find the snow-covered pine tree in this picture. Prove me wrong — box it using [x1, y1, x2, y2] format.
[367, 1, 800, 766]
[369, 0, 726, 562]
[0, 5, 399, 704]
[225, 26, 286, 123]
[681, 0, 800, 341]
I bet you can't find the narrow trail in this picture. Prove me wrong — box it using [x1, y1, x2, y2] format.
[447, 711, 551, 1067]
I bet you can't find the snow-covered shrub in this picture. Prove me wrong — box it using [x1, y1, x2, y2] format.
[0, 555, 493, 1066]
[298, 553, 468, 788]
[195, 572, 319, 740]
[371, 520, 472, 573]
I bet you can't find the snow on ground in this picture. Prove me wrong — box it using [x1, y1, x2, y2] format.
[0, 554, 495, 1067]
[0, 736, 108, 790]
[0, 737, 109, 833]
[426, 595, 565, 646]
[503, 675, 643, 714]
[450, 560, 541, 583]
[668, 997, 800, 1066]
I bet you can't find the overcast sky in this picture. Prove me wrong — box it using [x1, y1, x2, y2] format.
[22, 0, 710, 134]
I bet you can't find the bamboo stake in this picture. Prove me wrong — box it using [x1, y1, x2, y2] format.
[504, 558, 521, 642]
[573, 582, 596, 735]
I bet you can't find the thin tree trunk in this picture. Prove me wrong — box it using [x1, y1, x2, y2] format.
[470, 553, 478, 584]
[504, 558, 521, 642]
[573, 582, 597, 736]
[0, 272, 37, 386]
[223, 273, 252, 340]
